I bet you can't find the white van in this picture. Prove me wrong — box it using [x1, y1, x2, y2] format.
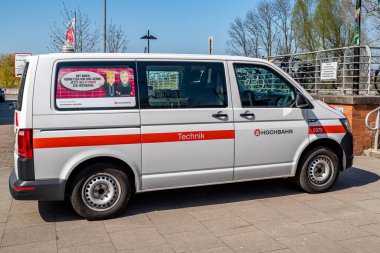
[9, 53, 353, 220]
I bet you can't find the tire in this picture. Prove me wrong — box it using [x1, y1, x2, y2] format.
[296, 147, 340, 193]
[70, 163, 132, 220]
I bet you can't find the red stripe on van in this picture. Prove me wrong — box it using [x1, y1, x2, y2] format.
[308, 125, 346, 134]
[33, 130, 235, 149]
[142, 130, 235, 143]
[34, 134, 141, 149]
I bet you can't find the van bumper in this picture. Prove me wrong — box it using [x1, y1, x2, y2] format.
[341, 132, 354, 170]
[9, 169, 66, 201]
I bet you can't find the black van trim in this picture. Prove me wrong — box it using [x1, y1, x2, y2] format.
[17, 158, 35, 180]
[341, 132, 354, 169]
[9, 170, 66, 201]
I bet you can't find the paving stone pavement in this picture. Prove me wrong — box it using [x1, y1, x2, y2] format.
[1, 98, 380, 252]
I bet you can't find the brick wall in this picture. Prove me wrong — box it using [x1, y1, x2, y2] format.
[329, 103, 379, 155]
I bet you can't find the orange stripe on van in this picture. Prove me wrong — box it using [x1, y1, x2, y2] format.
[142, 130, 235, 143]
[308, 125, 346, 135]
[34, 134, 141, 149]
[33, 130, 235, 149]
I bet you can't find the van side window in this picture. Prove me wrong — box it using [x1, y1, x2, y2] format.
[55, 62, 137, 110]
[138, 62, 228, 108]
[16, 62, 29, 111]
[234, 64, 296, 108]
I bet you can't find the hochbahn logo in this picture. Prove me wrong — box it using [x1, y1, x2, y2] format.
[254, 129, 294, 137]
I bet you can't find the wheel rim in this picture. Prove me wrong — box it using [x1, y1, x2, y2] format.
[307, 155, 334, 186]
[81, 173, 121, 211]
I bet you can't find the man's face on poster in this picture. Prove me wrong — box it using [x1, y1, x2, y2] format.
[120, 72, 129, 84]
[107, 74, 115, 85]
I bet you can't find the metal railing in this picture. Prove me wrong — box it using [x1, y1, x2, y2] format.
[267, 46, 380, 95]
[365, 107, 380, 151]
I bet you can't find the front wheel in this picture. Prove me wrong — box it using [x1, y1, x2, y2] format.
[296, 147, 340, 193]
[70, 163, 132, 220]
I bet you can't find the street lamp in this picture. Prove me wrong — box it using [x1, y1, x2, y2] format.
[353, 0, 361, 95]
[140, 30, 157, 53]
[104, 0, 107, 53]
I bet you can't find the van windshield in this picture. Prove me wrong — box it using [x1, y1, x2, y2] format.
[16, 62, 29, 111]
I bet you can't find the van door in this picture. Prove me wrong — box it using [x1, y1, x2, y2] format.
[228, 62, 309, 180]
[138, 60, 234, 190]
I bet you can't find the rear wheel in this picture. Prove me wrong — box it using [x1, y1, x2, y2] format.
[70, 163, 132, 220]
[296, 147, 339, 193]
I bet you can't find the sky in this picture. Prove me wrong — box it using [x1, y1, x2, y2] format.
[0, 0, 259, 55]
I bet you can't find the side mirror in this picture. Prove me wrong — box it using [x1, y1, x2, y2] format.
[296, 92, 309, 108]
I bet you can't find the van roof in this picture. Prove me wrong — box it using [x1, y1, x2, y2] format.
[32, 53, 268, 62]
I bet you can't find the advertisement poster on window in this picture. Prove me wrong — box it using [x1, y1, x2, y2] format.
[56, 67, 136, 109]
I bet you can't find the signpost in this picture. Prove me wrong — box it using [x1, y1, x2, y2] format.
[14, 53, 32, 78]
[320, 62, 338, 81]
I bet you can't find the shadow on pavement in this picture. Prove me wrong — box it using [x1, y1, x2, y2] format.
[39, 166, 379, 222]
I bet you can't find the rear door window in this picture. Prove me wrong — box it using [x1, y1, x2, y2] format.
[138, 61, 228, 108]
[55, 62, 137, 110]
[16, 62, 29, 111]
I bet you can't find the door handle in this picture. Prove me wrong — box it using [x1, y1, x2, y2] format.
[240, 112, 255, 119]
[212, 112, 228, 119]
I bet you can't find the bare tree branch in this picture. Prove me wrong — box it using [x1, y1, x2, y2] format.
[227, 0, 380, 56]
[106, 22, 128, 53]
[226, 17, 251, 56]
[257, 1, 278, 57]
[273, 0, 295, 54]
[226, 1, 280, 58]
[362, 0, 380, 46]
[245, 10, 261, 57]
[48, 2, 99, 52]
